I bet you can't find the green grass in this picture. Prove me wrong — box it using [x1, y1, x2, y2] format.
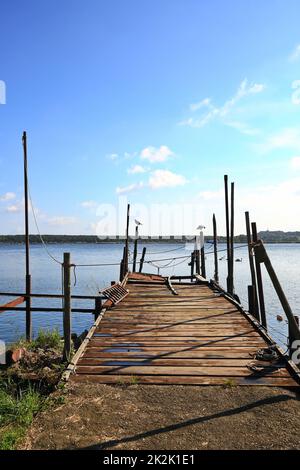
[0, 383, 45, 449]
[10, 328, 63, 352]
[31, 328, 62, 350]
[0, 328, 65, 449]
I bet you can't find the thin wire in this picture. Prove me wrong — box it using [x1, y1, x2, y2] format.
[27, 185, 62, 265]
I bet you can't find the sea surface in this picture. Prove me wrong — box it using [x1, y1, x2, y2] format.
[0, 242, 299, 348]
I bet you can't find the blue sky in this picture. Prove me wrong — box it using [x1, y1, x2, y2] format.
[0, 0, 300, 235]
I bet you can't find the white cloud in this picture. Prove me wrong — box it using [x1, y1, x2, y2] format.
[290, 156, 300, 169]
[0, 192, 16, 202]
[292, 80, 300, 105]
[180, 78, 265, 133]
[5, 204, 21, 213]
[116, 182, 144, 194]
[106, 153, 119, 161]
[80, 200, 98, 209]
[47, 216, 77, 226]
[148, 170, 187, 189]
[127, 164, 146, 174]
[140, 145, 173, 163]
[198, 189, 223, 201]
[289, 44, 300, 62]
[257, 128, 300, 153]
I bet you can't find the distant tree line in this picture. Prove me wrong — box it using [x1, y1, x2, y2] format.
[0, 231, 299, 244]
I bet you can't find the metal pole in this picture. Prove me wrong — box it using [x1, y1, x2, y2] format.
[213, 214, 219, 283]
[133, 225, 138, 272]
[251, 222, 267, 329]
[63, 252, 72, 362]
[124, 204, 130, 274]
[224, 175, 231, 293]
[22, 131, 32, 341]
[245, 211, 259, 320]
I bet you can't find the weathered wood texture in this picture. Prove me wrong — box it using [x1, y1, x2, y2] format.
[73, 273, 299, 387]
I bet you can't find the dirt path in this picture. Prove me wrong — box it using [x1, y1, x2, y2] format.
[23, 383, 300, 450]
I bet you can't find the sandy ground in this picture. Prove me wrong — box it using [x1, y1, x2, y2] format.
[23, 383, 300, 450]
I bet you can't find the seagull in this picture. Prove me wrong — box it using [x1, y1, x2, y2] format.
[135, 219, 142, 226]
[197, 225, 206, 230]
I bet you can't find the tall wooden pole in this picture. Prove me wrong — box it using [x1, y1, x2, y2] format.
[229, 182, 234, 294]
[251, 222, 267, 329]
[245, 211, 259, 320]
[224, 175, 231, 293]
[254, 240, 300, 345]
[213, 214, 219, 283]
[133, 225, 138, 272]
[124, 203, 130, 274]
[22, 131, 31, 341]
[63, 252, 72, 362]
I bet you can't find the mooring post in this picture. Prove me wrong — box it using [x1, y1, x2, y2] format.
[139, 247, 146, 273]
[124, 204, 130, 274]
[224, 175, 231, 293]
[63, 252, 72, 362]
[119, 247, 126, 281]
[94, 296, 102, 322]
[133, 224, 138, 272]
[245, 212, 259, 320]
[200, 231, 206, 279]
[251, 223, 267, 329]
[22, 131, 32, 341]
[190, 251, 195, 278]
[213, 214, 219, 283]
[229, 182, 234, 294]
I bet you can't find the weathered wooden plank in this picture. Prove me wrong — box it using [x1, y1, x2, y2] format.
[75, 364, 290, 378]
[73, 275, 298, 387]
[72, 374, 298, 387]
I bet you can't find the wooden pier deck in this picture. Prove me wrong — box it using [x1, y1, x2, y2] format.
[72, 273, 299, 387]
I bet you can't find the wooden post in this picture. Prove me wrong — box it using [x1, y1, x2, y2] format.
[224, 175, 231, 293]
[63, 252, 72, 362]
[229, 182, 234, 294]
[200, 231, 206, 278]
[119, 247, 126, 281]
[133, 225, 138, 272]
[254, 240, 300, 344]
[251, 223, 267, 329]
[195, 250, 200, 275]
[22, 131, 32, 341]
[124, 203, 130, 274]
[213, 214, 219, 283]
[94, 297, 102, 322]
[139, 247, 146, 273]
[289, 316, 300, 355]
[247, 285, 255, 315]
[190, 251, 195, 278]
[245, 212, 259, 320]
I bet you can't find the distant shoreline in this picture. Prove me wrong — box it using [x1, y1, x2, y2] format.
[0, 233, 300, 244]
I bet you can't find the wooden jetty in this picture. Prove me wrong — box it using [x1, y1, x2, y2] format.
[70, 272, 300, 387]
[1, 140, 300, 389]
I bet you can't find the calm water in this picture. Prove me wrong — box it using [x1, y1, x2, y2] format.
[0, 242, 299, 348]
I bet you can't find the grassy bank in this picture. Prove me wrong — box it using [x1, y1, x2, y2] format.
[0, 329, 66, 450]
